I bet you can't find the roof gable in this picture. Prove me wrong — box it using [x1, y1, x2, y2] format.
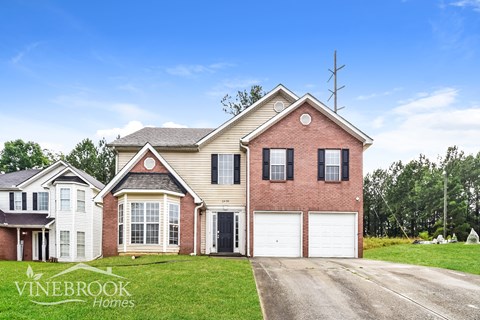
[196, 84, 299, 147]
[241, 94, 373, 148]
[41, 165, 105, 191]
[94, 143, 202, 204]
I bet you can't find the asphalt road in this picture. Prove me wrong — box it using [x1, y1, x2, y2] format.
[251, 258, 480, 320]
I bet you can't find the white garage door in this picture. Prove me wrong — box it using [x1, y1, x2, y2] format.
[254, 212, 302, 257]
[309, 212, 357, 258]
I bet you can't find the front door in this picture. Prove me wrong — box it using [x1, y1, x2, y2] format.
[217, 212, 234, 253]
[37, 232, 49, 261]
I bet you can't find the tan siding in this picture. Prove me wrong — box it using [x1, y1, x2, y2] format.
[118, 151, 137, 172]
[161, 93, 292, 207]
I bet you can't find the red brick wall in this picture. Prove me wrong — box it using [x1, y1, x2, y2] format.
[249, 102, 364, 257]
[0, 228, 17, 260]
[102, 193, 118, 257]
[130, 151, 169, 173]
[179, 193, 196, 255]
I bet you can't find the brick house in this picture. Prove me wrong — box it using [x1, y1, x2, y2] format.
[95, 85, 372, 258]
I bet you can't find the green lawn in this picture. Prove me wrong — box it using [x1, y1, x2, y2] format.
[364, 243, 480, 275]
[0, 255, 262, 320]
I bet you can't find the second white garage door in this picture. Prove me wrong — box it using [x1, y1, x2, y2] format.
[254, 212, 302, 257]
[309, 212, 357, 258]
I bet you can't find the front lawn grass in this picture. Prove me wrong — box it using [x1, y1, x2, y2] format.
[0, 255, 262, 320]
[364, 242, 480, 275]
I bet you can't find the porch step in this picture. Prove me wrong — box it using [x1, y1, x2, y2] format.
[208, 253, 244, 257]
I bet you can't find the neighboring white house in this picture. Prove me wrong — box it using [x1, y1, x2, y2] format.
[0, 161, 104, 262]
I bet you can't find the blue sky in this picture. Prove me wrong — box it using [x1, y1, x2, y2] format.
[1, 0, 479, 173]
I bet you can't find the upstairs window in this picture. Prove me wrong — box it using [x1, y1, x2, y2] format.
[9, 192, 26, 211]
[37, 192, 49, 211]
[60, 188, 70, 211]
[262, 148, 294, 181]
[318, 149, 349, 181]
[211, 154, 241, 185]
[77, 190, 86, 212]
[14, 192, 23, 210]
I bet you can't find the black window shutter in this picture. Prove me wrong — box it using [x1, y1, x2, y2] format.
[33, 192, 38, 211]
[234, 154, 241, 184]
[342, 149, 350, 181]
[211, 154, 218, 184]
[9, 192, 14, 210]
[22, 192, 27, 210]
[318, 149, 325, 181]
[262, 149, 270, 180]
[286, 148, 294, 180]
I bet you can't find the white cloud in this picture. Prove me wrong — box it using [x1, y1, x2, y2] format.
[450, 0, 480, 11]
[371, 116, 385, 129]
[356, 87, 403, 101]
[393, 88, 458, 115]
[96, 120, 146, 140]
[166, 62, 233, 77]
[162, 121, 188, 128]
[206, 78, 261, 97]
[364, 88, 480, 173]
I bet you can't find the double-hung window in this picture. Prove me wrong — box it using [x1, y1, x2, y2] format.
[60, 231, 70, 257]
[77, 190, 85, 212]
[14, 192, 22, 210]
[77, 232, 85, 258]
[38, 192, 49, 211]
[325, 150, 341, 181]
[130, 202, 160, 244]
[168, 203, 179, 245]
[118, 203, 124, 245]
[270, 149, 286, 181]
[60, 188, 70, 211]
[211, 154, 240, 184]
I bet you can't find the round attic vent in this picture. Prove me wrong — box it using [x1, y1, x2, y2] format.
[144, 157, 156, 170]
[300, 113, 312, 126]
[273, 101, 285, 113]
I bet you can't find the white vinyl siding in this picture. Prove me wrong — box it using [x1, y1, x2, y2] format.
[218, 154, 234, 185]
[60, 231, 70, 257]
[325, 150, 341, 181]
[77, 232, 85, 258]
[60, 188, 70, 211]
[77, 189, 85, 212]
[38, 192, 49, 211]
[270, 149, 286, 181]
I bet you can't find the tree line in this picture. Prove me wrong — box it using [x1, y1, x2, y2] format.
[0, 138, 115, 184]
[364, 146, 480, 241]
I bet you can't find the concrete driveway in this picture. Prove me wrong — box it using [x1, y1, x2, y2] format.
[251, 258, 480, 320]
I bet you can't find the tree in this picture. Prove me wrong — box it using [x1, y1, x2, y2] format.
[221, 85, 266, 116]
[0, 139, 50, 173]
[65, 138, 115, 184]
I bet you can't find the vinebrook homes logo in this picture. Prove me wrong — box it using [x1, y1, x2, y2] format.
[14, 264, 135, 308]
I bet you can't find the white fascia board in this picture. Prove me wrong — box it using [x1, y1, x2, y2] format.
[17, 160, 68, 189]
[94, 143, 202, 204]
[113, 189, 185, 198]
[41, 167, 95, 189]
[196, 84, 299, 147]
[241, 94, 373, 147]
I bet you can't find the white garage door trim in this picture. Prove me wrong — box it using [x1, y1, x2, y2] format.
[308, 211, 358, 258]
[253, 211, 302, 257]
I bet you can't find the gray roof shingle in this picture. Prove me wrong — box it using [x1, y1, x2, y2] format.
[68, 167, 105, 190]
[0, 169, 41, 189]
[108, 127, 214, 148]
[0, 210, 54, 227]
[112, 173, 186, 194]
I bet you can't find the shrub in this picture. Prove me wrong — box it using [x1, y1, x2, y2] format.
[363, 237, 411, 250]
[418, 231, 430, 241]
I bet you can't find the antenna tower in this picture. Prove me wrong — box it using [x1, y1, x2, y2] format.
[327, 50, 346, 113]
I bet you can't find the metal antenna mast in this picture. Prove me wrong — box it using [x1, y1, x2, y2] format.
[327, 50, 346, 113]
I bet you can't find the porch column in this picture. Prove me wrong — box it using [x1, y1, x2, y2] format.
[16, 228, 22, 261]
[41, 228, 47, 262]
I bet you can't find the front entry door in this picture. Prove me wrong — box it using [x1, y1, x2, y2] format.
[217, 212, 234, 253]
[37, 232, 49, 261]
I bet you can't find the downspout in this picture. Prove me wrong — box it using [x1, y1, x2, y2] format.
[192, 202, 204, 256]
[241, 143, 251, 257]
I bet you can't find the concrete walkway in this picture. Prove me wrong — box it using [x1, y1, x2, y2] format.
[251, 258, 480, 320]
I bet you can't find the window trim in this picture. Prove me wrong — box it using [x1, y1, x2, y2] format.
[60, 188, 71, 211]
[76, 189, 86, 213]
[270, 149, 287, 181]
[130, 202, 160, 245]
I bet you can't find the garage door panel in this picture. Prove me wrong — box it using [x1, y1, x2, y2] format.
[254, 213, 301, 257]
[309, 213, 357, 258]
